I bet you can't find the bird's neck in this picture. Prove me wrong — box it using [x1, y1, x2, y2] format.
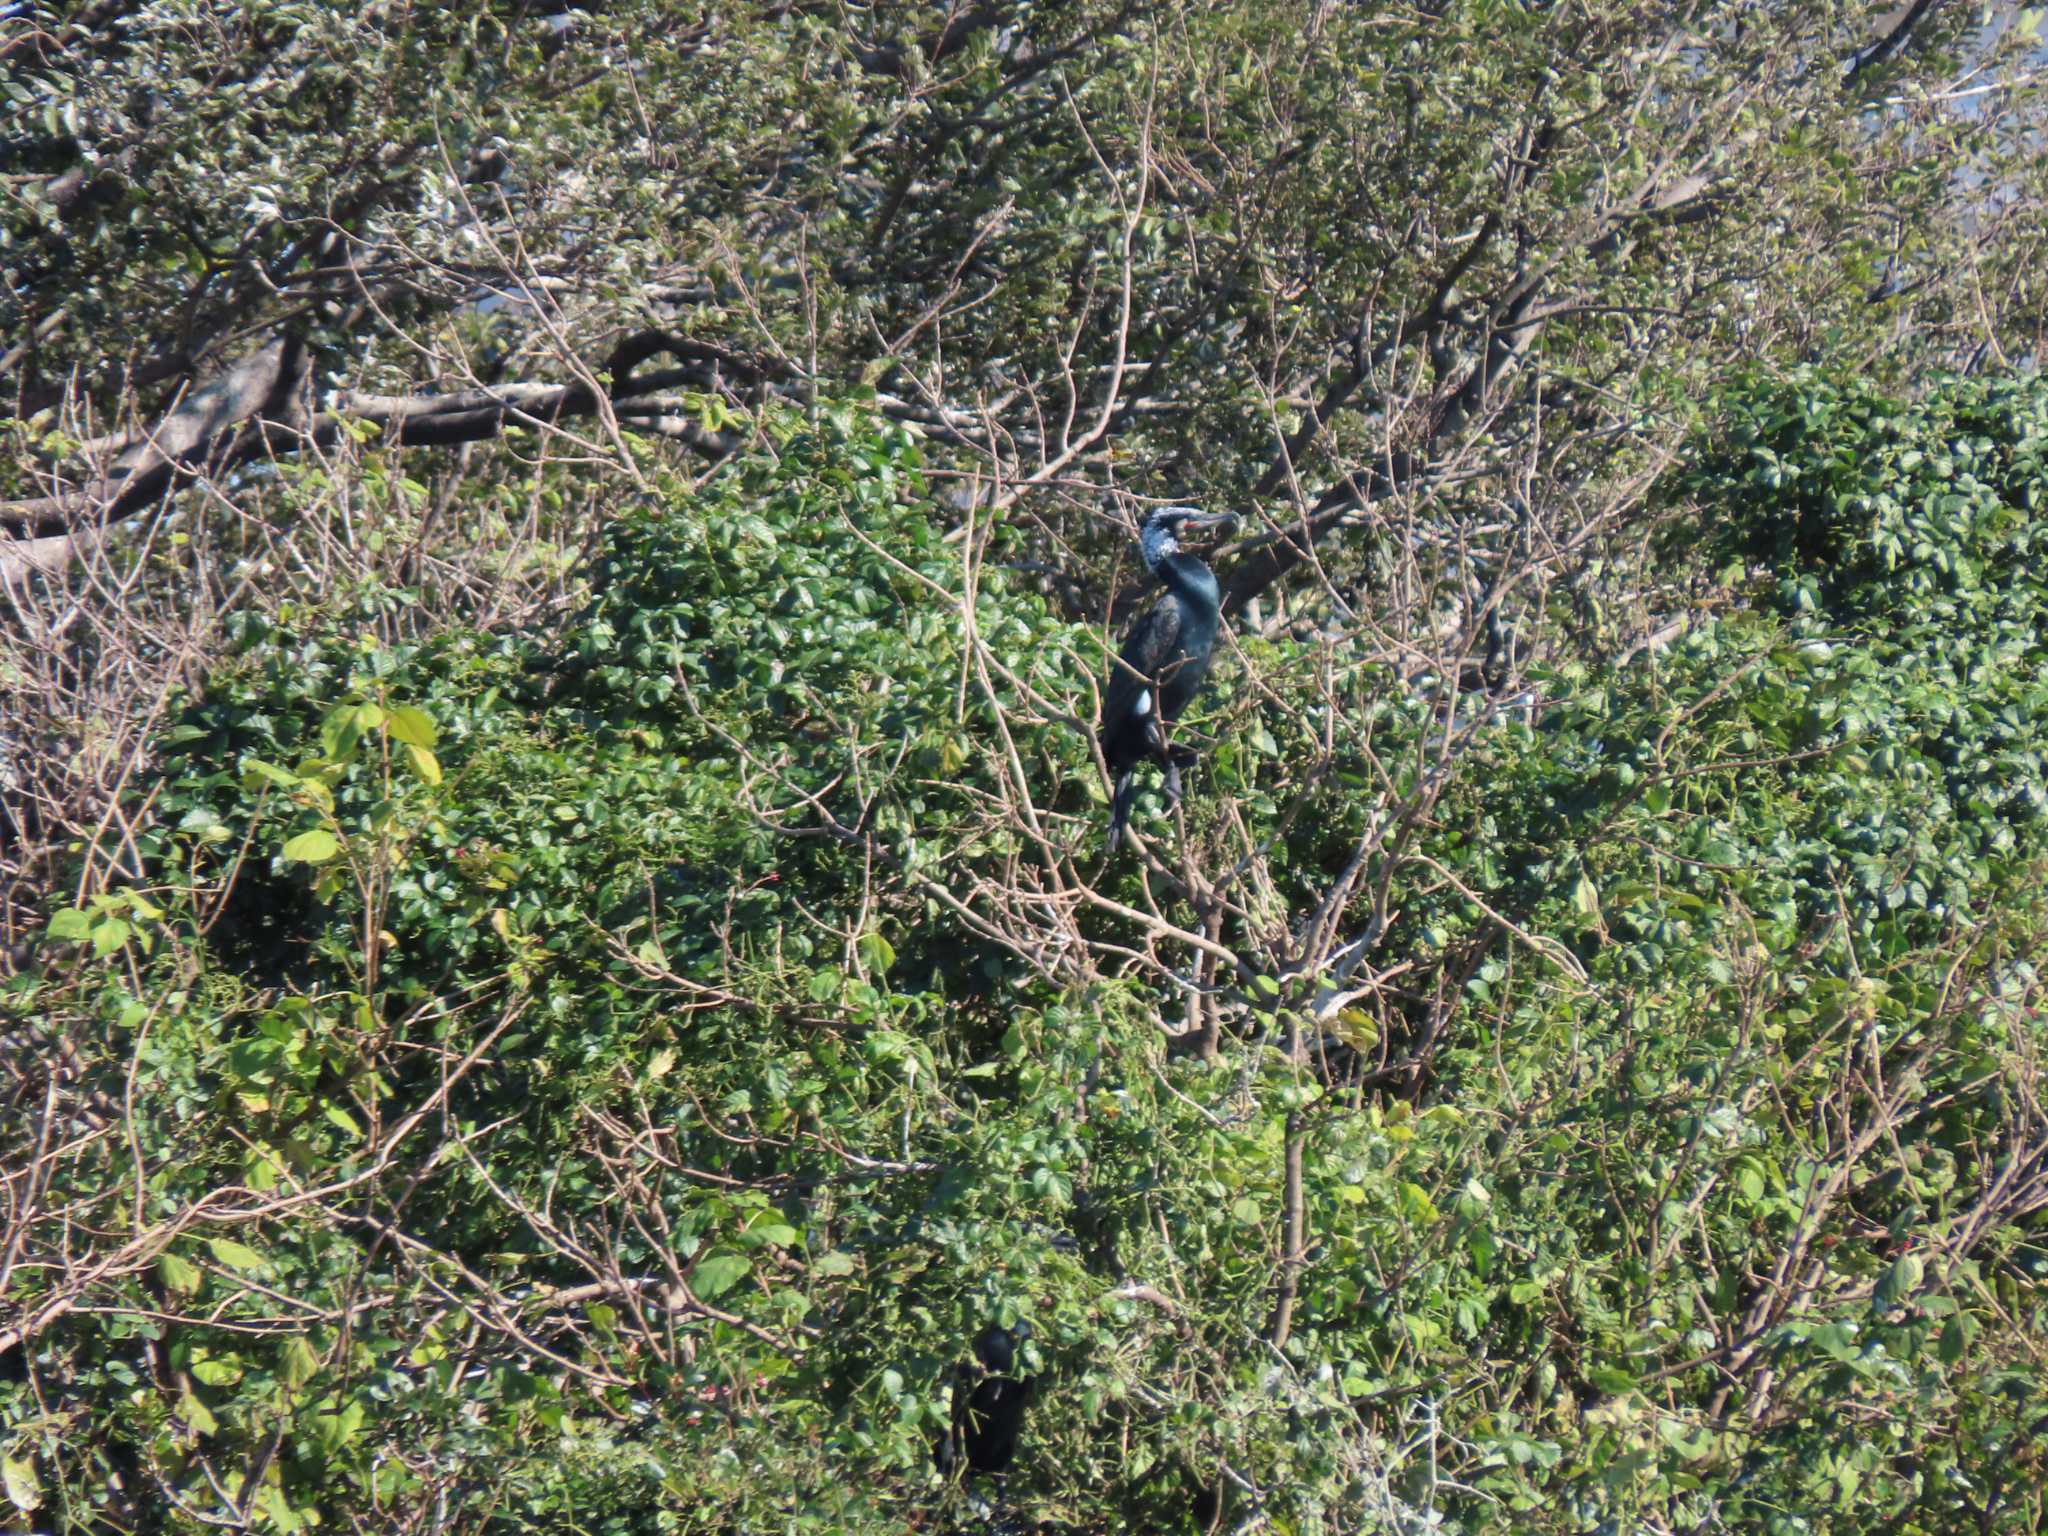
[1156, 550, 1220, 613]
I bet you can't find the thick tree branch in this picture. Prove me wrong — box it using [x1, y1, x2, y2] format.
[1, 342, 742, 569]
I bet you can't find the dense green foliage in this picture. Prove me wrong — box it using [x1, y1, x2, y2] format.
[9, 2, 2048, 1532]
[9, 374, 2048, 1532]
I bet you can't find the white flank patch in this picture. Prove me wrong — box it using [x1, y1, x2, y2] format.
[1134, 689, 1153, 717]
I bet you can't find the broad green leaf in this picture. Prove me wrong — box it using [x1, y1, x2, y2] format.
[2, 1453, 39, 1514]
[281, 828, 340, 863]
[320, 704, 365, 760]
[1570, 870, 1601, 917]
[209, 1237, 267, 1272]
[45, 907, 92, 940]
[281, 1335, 321, 1389]
[242, 759, 300, 789]
[160, 1250, 203, 1294]
[1938, 1316, 1970, 1365]
[386, 705, 437, 748]
[178, 1390, 218, 1436]
[856, 929, 895, 974]
[189, 1356, 242, 1386]
[691, 1253, 749, 1299]
[322, 1102, 362, 1138]
[312, 1398, 364, 1454]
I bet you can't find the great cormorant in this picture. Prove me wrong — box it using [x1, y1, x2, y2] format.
[936, 1323, 1035, 1477]
[1101, 506, 1236, 852]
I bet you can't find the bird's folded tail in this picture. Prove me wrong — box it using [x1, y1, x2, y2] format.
[1105, 769, 1136, 855]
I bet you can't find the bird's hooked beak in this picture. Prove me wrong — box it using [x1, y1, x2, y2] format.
[1183, 511, 1237, 550]
[1175, 510, 1238, 539]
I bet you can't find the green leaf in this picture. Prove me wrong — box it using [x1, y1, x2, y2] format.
[857, 929, 896, 974]
[160, 1251, 203, 1294]
[312, 1398, 364, 1455]
[322, 1102, 362, 1138]
[386, 705, 438, 748]
[90, 918, 131, 956]
[1938, 1316, 1970, 1365]
[1398, 1182, 1439, 1225]
[320, 704, 366, 761]
[280, 1335, 321, 1389]
[242, 759, 301, 790]
[45, 907, 92, 940]
[189, 1356, 243, 1386]
[404, 742, 442, 786]
[2, 1453, 39, 1515]
[281, 829, 340, 864]
[179, 1389, 218, 1436]
[1658, 1417, 1711, 1460]
[209, 1237, 267, 1272]
[691, 1253, 750, 1299]
[1570, 870, 1601, 917]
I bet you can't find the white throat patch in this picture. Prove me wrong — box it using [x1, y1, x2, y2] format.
[1139, 521, 1179, 568]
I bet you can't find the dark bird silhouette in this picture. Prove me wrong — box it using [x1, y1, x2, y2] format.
[936, 1323, 1036, 1477]
[1101, 506, 1236, 852]
[1864, 257, 1934, 305]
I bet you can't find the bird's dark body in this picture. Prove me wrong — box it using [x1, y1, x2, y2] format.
[953, 1373, 1032, 1473]
[1100, 509, 1232, 851]
[936, 1324, 1035, 1477]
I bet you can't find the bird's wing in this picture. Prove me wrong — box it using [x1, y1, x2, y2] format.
[1104, 592, 1182, 727]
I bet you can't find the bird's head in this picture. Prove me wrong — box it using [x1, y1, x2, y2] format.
[1138, 505, 1237, 570]
[975, 1322, 1029, 1373]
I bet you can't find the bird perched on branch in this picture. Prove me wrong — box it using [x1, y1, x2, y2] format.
[1101, 505, 1236, 853]
[936, 1323, 1036, 1478]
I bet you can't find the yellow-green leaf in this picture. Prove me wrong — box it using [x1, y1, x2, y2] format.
[3, 1452, 40, 1514]
[386, 705, 437, 748]
[208, 1237, 266, 1272]
[281, 829, 339, 864]
[320, 704, 366, 760]
[178, 1389, 218, 1436]
[322, 1102, 362, 1138]
[405, 743, 441, 785]
[45, 907, 92, 940]
[1570, 870, 1601, 918]
[280, 1334, 320, 1389]
[189, 1355, 242, 1386]
[243, 759, 300, 790]
[160, 1250, 203, 1294]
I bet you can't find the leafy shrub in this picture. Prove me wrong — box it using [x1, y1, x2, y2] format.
[10, 381, 2048, 1533]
